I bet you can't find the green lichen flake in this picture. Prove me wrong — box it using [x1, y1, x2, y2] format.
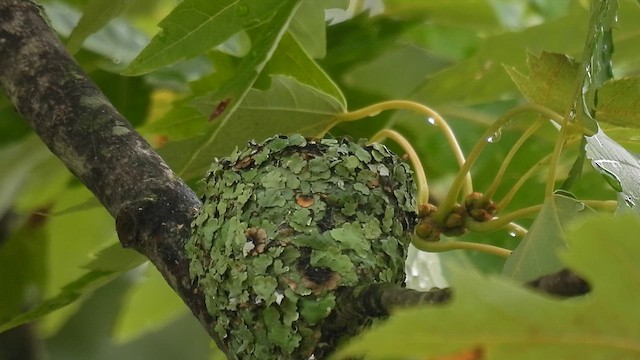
[186, 135, 417, 359]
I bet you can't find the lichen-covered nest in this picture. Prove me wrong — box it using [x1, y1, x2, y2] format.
[187, 135, 417, 359]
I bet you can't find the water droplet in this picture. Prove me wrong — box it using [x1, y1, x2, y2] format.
[508, 231, 517, 237]
[426, 117, 436, 125]
[236, 4, 249, 16]
[624, 195, 636, 208]
[111, 57, 121, 64]
[486, 129, 502, 143]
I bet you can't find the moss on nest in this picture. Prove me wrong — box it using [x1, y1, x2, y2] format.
[186, 135, 417, 359]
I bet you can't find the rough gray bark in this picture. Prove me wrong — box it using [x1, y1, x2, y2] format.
[0, 0, 223, 351]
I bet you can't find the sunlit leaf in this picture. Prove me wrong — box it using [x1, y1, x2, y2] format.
[585, 128, 640, 211]
[66, 0, 129, 54]
[505, 51, 578, 115]
[502, 194, 595, 281]
[164, 1, 302, 178]
[596, 77, 640, 128]
[288, 0, 326, 59]
[599, 124, 640, 153]
[338, 213, 640, 359]
[112, 266, 186, 342]
[162, 75, 345, 180]
[123, 0, 295, 75]
[263, 31, 346, 107]
[40, 187, 117, 334]
[0, 137, 54, 217]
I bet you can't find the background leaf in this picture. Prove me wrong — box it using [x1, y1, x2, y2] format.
[161, 76, 345, 180]
[585, 128, 640, 211]
[505, 51, 578, 114]
[66, 0, 129, 54]
[0, 218, 48, 323]
[502, 194, 595, 281]
[123, 0, 294, 75]
[338, 213, 640, 360]
[288, 0, 326, 59]
[0, 271, 118, 333]
[596, 77, 640, 128]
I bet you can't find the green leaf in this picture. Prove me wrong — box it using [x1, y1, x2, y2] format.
[264, 31, 346, 108]
[345, 43, 451, 98]
[123, 0, 295, 75]
[66, 0, 129, 54]
[338, 213, 640, 359]
[585, 128, 640, 211]
[411, 3, 590, 105]
[0, 137, 54, 216]
[0, 270, 118, 333]
[0, 95, 31, 145]
[572, 0, 617, 128]
[164, 1, 302, 178]
[43, 2, 148, 69]
[502, 194, 595, 281]
[383, 0, 501, 30]
[596, 77, 640, 128]
[505, 51, 578, 114]
[40, 187, 118, 334]
[112, 266, 187, 342]
[164, 75, 344, 180]
[288, 0, 326, 59]
[83, 242, 147, 273]
[0, 220, 48, 322]
[599, 124, 640, 153]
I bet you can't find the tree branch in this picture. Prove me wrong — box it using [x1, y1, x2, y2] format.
[0, 0, 223, 350]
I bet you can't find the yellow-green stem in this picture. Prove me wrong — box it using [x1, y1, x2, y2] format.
[483, 120, 543, 201]
[371, 129, 430, 206]
[330, 100, 471, 194]
[436, 104, 563, 223]
[505, 222, 528, 237]
[412, 237, 511, 258]
[465, 204, 543, 233]
[497, 154, 551, 210]
[582, 199, 618, 211]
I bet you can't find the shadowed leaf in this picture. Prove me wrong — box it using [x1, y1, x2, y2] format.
[338, 214, 640, 359]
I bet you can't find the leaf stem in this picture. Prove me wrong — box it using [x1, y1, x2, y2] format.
[370, 129, 429, 206]
[332, 100, 471, 195]
[497, 154, 551, 210]
[483, 120, 543, 201]
[582, 199, 618, 211]
[436, 104, 563, 223]
[412, 237, 511, 258]
[464, 204, 543, 233]
[505, 222, 528, 237]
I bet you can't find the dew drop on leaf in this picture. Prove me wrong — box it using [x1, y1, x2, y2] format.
[426, 117, 436, 125]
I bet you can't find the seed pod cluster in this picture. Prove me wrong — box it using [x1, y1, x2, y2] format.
[186, 135, 417, 359]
